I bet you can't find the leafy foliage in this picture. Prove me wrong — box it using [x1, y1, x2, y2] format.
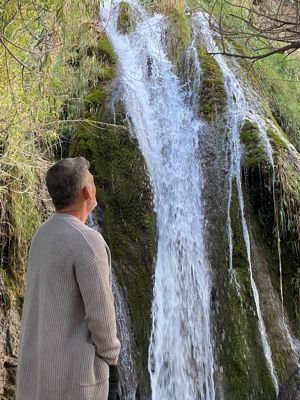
[0, 0, 105, 299]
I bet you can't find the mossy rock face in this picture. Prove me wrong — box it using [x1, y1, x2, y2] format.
[68, 33, 117, 70]
[82, 33, 117, 116]
[198, 46, 227, 124]
[268, 96, 300, 153]
[274, 150, 300, 319]
[278, 368, 300, 400]
[246, 201, 298, 385]
[117, 2, 137, 34]
[214, 179, 276, 399]
[84, 38, 116, 64]
[266, 125, 300, 259]
[84, 88, 107, 113]
[59, 30, 117, 151]
[240, 120, 268, 168]
[97, 66, 116, 83]
[267, 127, 288, 156]
[240, 121, 300, 340]
[97, 35, 117, 64]
[164, 11, 191, 79]
[0, 269, 23, 314]
[69, 102, 156, 397]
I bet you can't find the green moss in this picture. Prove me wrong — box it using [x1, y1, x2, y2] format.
[58, 31, 117, 136]
[240, 120, 267, 167]
[275, 231, 300, 343]
[267, 127, 288, 155]
[0, 269, 23, 313]
[267, 123, 300, 265]
[67, 33, 117, 71]
[84, 88, 106, 111]
[241, 127, 300, 341]
[117, 2, 137, 34]
[272, 348, 287, 384]
[245, 194, 299, 384]
[164, 11, 191, 77]
[257, 57, 300, 152]
[97, 35, 117, 65]
[216, 179, 276, 399]
[98, 66, 115, 82]
[276, 154, 300, 259]
[230, 185, 248, 276]
[81, 33, 117, 114]
[1, 270, 18, 297]
[198, 46, 227, 124]
[69, 103, 156, 397]
[269, 115, 289, 141]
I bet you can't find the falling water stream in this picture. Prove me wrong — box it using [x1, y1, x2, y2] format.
[194, 13, 279, 394]
[101, 2, 215, 399]
[112, 275, 138, 400]
[98, 1, 300, 398]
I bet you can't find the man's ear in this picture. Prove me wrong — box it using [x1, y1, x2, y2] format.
[82, 185, 92, 200]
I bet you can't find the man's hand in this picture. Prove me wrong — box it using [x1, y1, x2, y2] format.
[108, 365, 120, 400]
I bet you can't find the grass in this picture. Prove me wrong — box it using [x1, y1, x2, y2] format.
[257, 56, 300, 151]
[0, 0, 111, 304]
[152, 0, 185, 14]
[276, 151, 300, 255]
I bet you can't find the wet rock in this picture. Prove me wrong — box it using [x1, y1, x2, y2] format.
[278, 368, 300, 400]
[0, 298, 21, 398]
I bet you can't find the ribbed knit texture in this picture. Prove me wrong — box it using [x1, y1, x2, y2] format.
[15, 212, 121, 400]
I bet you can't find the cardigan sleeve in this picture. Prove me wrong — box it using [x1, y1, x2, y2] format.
[74, 234, 121, 366]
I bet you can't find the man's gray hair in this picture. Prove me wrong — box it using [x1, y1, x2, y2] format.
[46, 157, 90, 210]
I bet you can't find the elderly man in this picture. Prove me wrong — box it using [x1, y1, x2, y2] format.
[16, 157, 121, 400]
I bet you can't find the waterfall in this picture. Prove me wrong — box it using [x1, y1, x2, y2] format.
[229, 79, 300, 364]
[87, 211, 138, 399]
[112, 275, 138, 400]
[184, 22, 201, 113]
[96, 1, 300, 398]
[100, 2, 215, 399]
[193, 12, 280, 394]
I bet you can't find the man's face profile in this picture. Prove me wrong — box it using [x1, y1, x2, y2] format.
[87, 170, 97, 212]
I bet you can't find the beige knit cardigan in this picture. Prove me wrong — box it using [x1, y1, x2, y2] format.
[16, 212, 121, 400]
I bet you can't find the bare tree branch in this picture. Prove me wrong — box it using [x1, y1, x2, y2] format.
[204, 0, 300, 61]
[210, 41, 300, 61]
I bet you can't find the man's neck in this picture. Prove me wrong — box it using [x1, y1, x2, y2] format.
[55, 208, 88, 224]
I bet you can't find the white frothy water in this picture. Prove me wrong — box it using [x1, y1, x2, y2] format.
[193, 13, 279, 395]
[112, 275, 138, 400]
[100, 2, 215, 399]
[184, 23, 201, 113]
[98, 2, 300, 397]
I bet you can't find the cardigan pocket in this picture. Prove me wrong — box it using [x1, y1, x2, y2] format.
[79, 341, 109, 387]
[79, 380, 109, 400]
